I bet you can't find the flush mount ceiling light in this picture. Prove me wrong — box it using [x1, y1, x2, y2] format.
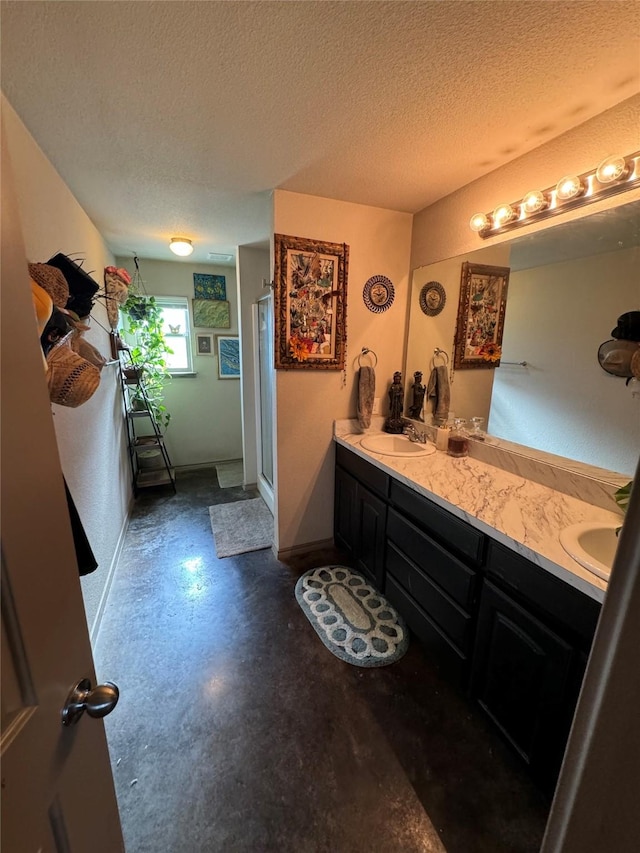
[169, 238, 194, 257]
[469, 149, 640, 239]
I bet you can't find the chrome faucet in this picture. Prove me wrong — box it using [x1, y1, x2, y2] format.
[402, 422, 427, 443]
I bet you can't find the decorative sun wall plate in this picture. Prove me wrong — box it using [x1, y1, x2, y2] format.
[419, 281, 446, 316]
[363, 275, 395, 313]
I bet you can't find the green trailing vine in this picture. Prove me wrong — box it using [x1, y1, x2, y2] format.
[122, 287, 173, 431]
[613, 480, 633, 537]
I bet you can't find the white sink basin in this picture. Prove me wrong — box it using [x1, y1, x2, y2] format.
[559, 522, 620, 580]
[360, 433, 436, 458]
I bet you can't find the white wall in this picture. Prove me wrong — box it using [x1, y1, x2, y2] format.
[3, 97, 130, 630]
[115, 256, 243, 468]
[272, 190, 413, 554]
[490, 247, 639, 475]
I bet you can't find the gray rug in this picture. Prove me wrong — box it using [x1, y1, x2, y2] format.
[208, 497, 273, 557]
[295, 566, 409, 667]
[215, 459, 243, 488]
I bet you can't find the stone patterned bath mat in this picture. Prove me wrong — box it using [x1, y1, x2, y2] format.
[295, 566, 409, 667]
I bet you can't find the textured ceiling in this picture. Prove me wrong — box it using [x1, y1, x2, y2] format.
[2, 0, 639, 263]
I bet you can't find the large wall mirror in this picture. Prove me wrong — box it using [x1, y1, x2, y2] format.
[406, 199, 640, 477]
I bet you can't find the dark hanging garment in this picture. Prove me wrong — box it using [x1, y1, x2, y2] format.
[64, 479, 98, 576]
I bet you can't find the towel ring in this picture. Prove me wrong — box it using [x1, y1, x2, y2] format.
[358, 347, 378, 368]
[432, 348, 449, 367]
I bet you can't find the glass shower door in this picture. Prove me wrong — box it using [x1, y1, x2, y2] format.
[257, 295, 274, 489]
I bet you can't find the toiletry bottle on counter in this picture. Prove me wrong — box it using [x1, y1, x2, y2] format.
[435, 424, 450, 451]
[447, 418, 469, 457]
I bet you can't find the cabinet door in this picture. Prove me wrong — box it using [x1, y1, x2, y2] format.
[334, 465, 357, 556]
[471, 580, 575, 793]
[355, 484, 387, 590]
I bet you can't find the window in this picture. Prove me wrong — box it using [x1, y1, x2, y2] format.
[155, 296, 193, 374]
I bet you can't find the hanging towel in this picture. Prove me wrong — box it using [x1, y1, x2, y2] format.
[357, 366, 376, 430]
[427, 365, 450, 422]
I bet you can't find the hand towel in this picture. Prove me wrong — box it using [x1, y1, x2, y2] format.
[357, 366, 376, 429]
[427, 365, 450, 422]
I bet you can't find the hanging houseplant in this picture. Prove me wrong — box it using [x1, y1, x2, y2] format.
[120, 259, 173, 430]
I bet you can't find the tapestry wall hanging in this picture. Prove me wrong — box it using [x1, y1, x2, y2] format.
[453, 262, 510, 369]
[274, 234, 349, 370]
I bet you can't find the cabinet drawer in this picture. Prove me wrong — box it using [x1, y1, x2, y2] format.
[389, 480, 484, 566]
[386, 542, 472, 651]
[385, 575, 469, 687]
[387, 509, 477, 609]
[336, 444, 389, 499]
[486, 540, 601, 650]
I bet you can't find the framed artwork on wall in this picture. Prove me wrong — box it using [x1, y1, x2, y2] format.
[195, 333, 214, 356]
[274, 233, 349, 370]
[192, 298, 230, 328]
[193, 273, 226, 301]
[453, 262, 510, 369]
[216, 335, 240, 379]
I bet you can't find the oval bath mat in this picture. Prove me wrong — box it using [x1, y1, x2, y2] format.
[295, 566, 409, 667]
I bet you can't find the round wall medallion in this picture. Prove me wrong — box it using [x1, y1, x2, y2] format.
[419, 281, 446, 316]
[363, 275, 395, 313]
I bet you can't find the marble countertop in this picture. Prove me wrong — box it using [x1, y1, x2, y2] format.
[334, 424, 623, 603]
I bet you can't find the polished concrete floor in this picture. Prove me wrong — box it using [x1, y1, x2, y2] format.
[94, 469, 549, 853]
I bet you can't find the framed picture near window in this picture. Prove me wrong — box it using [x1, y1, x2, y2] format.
[195, 333, 214, 356]
[274, 233, 349, 370]
[216, 335, 240, 379]
[453, 262, 510, 369]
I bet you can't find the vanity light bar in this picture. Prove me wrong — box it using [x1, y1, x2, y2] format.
[470, 150, 640, 238]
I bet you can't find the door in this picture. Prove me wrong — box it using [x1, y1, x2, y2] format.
[1, 123, 123, 851]
[254, 294, 274, 511]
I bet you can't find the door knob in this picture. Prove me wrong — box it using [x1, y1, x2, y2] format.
[61, 677, 119, 727]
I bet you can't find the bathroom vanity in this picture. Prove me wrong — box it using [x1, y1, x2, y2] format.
[333, 425, 620, 795]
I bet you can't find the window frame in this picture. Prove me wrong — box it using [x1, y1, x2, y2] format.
[154, 295, 194, 375]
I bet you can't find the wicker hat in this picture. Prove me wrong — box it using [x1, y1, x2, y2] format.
[28, 262, 69, 310]
[46, 333, 100, 407]
[70, 331, 107, 370]
[597, 339, 639, 378]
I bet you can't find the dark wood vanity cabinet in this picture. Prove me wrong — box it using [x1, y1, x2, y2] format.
[334, 445, 388, 589]
[472, 541, 602, 794]
[384, 480, 484, 687]
[333, 443, 603, 796]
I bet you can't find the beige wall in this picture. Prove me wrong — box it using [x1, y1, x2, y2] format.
[411, 94, 640, 269]
[115, 256, 242, 467]
[272, 190, 413, 554]
[3, 97, 131, 632]
[409, 95, 640, 455]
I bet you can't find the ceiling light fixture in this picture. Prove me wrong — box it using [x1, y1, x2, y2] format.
[469, 149, 640, 239]
[169, 237, 194, 257]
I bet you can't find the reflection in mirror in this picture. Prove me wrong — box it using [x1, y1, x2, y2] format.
[406, 200, 640, 477]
